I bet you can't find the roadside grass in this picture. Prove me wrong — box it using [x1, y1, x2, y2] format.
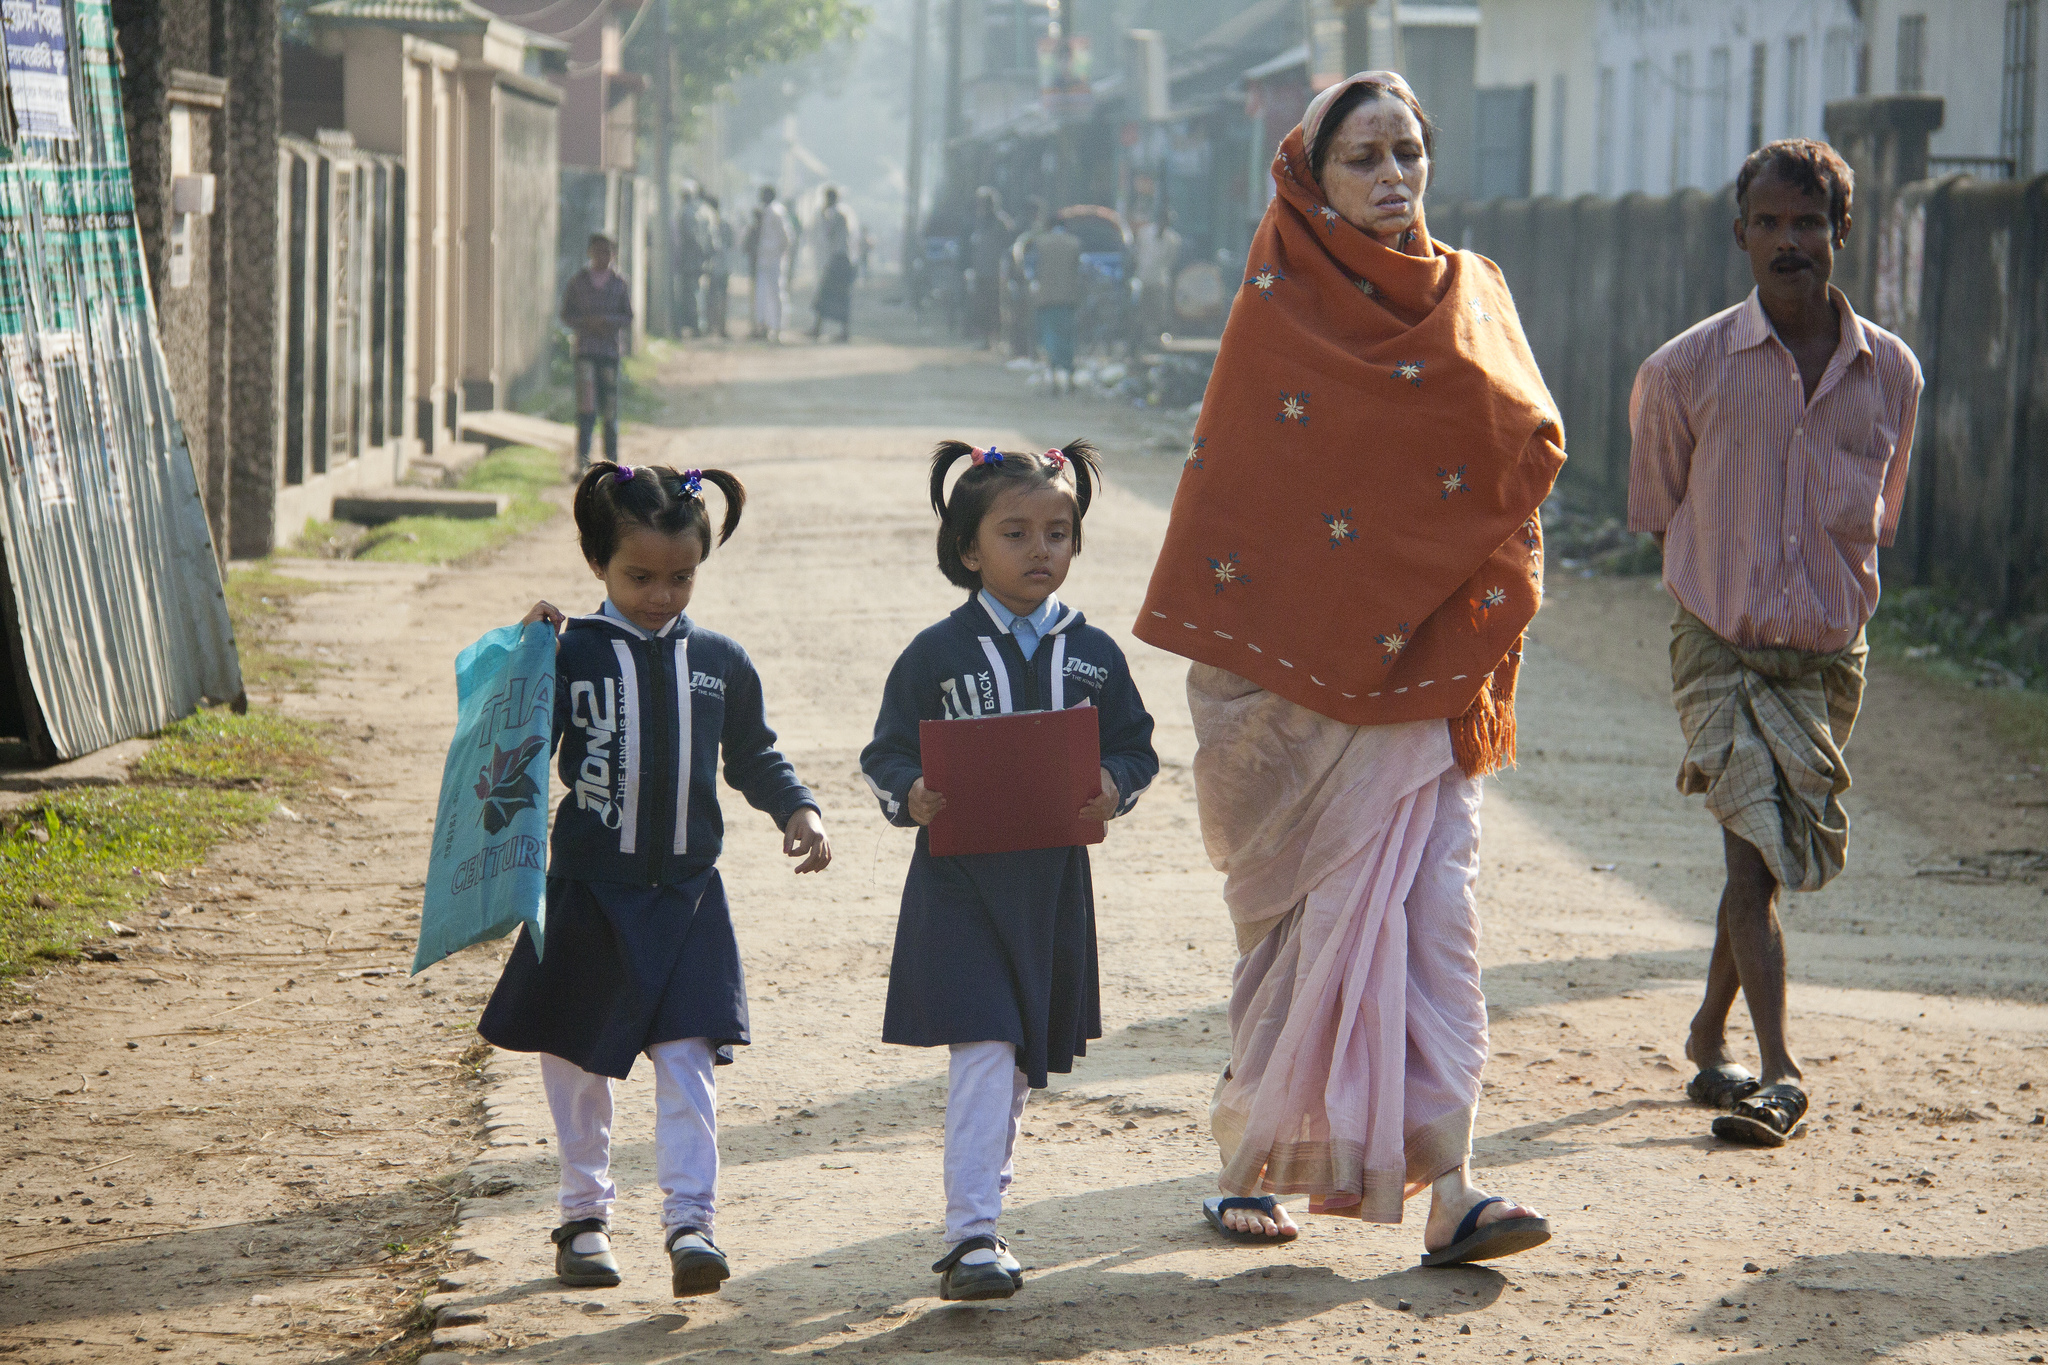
[131, 708, 334, 791]
[0, 787, 275, 979]
[293, 444, 562, 565]
[224, 565, 327, 691]
[1, 709, 335, 981]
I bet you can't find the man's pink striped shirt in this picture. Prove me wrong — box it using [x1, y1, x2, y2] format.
[1627, 286, 1923, 653]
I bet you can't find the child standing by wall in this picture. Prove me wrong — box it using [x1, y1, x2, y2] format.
[480, 462, 832, 1298]
[860, 442, 1158, 1300]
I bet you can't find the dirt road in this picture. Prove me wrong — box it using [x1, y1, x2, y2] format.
[5, 317, 2045, 1365]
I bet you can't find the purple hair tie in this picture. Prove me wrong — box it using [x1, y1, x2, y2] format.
[612, 466, 635, 483]
[680, 469, 704, 498]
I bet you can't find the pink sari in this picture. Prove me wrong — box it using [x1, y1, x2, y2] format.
[1189, 665, 1487, 1223]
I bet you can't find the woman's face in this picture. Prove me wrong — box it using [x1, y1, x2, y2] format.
[1318, 95, 1429, 245]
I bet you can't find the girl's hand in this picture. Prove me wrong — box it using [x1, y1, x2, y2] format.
[521, 600, 566, 632]
[784, 808, 831, 873]
[1078, 767, 1119, 822]
[907, 777, 947, 826]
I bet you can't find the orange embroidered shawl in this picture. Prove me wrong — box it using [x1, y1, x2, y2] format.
[1132, 125, 1565, 776]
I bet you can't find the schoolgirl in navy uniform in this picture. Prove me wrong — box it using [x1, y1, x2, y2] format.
[480, 461, 831, 1298]
[861, 441, 1158, 1301]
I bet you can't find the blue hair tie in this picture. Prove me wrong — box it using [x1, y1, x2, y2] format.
[680, 469, 704, 498]
[970, 445, 1004, 467]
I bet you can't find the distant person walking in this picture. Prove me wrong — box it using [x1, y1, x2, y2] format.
[1132, 206, 1183, 347]
[748, 186, 794, 342]
[1014, 203, 1082, 394]
[809, 186, 856, 343]
[561, 233, 634, 468]
[702, 194, 734, 339]
[1628, 139, 1922, 1148]
[673, 184, 706, 337]
[965, 187, 1015, 350]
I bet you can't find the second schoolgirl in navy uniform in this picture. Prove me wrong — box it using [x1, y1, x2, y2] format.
[861, 441, 1158, 1301]
[480, 462, 831, 1299]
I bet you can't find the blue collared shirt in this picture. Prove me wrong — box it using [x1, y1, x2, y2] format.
[978, 590, 1063, 660]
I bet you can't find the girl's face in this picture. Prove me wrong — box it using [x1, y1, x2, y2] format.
[1319, 95, 1429, 245]
[591, 526, 703, 632]
[961, 483, 1078, 617]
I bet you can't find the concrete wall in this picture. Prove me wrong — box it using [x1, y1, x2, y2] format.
[226, 0, 283, 561]
[1878, 172, 2048, 613]
[460, 68, 561, 413]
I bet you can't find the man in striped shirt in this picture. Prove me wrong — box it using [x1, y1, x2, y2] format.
[1627, 139, 1922, 1150]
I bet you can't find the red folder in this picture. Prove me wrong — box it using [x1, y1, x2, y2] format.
[919, 707, 1105, 857]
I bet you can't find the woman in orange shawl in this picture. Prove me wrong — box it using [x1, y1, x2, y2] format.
[1136, 74, 1562, 1266]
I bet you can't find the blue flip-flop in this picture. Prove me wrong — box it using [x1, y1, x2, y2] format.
[1419, 1195, 1551, 1268]
[1202, 1194, 1298, 1244]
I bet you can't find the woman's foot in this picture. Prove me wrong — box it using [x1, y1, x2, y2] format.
[1421, 1165, 1548, 1266]
[1422, 1188, 1542, 1255]
[1213, 1196, 1298, 1239]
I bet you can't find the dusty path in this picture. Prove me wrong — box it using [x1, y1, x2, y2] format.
[5, 311, 2045, 1365]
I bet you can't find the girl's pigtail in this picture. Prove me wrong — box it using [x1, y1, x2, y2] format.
[1061, 439, 1101, 519]
[929, 440, 976, 521]
[697, 468, 747, 545]
[573, 461, 625, 563]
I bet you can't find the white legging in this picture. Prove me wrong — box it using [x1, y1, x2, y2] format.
[540, 1037, 718, 1235]
[944, 1040, 1031, 1245]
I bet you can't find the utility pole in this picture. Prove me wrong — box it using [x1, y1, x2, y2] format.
[653, 0, 676, 337]
[944, 0, 965, 145]
[902, 0, 930, 279]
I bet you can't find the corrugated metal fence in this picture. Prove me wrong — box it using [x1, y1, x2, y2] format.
[0, 0, 242, 761]
[276, 134, 405, 492]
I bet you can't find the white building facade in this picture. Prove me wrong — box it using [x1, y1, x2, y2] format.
[1475, 0, 2047, 199]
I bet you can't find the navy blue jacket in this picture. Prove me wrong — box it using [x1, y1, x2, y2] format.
[552, 611, 817, 885]
[860, 597, 1158, 828]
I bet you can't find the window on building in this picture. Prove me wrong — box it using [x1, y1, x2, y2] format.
[1597, 65, 1615, 195]
[1549, 73, 1567, 197]
[1824, 27, 1857, 103]
[1897, 14, 1928, 92]
[1476, 84, 1536, 200]
[1671, 52, 1694, 190]
[1628, 58, 1651, 191]
[1709, 46, 1731, 183]
[2003, 0, 2038, 175]
[1785, 35, 1807, 138]
[1749, 42, 1768, 149]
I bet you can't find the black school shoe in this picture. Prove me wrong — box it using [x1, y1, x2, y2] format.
[932, 1234, 1020, 1300]
[551, 1218, 622, 1288]
[666, 1226, 732, 1297]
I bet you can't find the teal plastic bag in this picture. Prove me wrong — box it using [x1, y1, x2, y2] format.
[414, 623, 555, 973]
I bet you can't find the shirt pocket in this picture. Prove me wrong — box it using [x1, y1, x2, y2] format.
[1817, 388, 1893, 548]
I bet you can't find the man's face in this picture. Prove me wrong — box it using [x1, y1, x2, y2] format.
[1734, 169, 1845, 300]
[589, 242, 614, 273]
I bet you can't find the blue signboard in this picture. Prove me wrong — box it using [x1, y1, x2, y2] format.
[2, 0, 75, 141]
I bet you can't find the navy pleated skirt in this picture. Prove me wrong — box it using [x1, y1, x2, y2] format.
[881, 836, 1100, 1089]
[479, 869, 746, 1080]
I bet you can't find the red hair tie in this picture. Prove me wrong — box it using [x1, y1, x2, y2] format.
[1043, 449, 1068, 471]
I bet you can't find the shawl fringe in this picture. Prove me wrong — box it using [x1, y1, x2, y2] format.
[1449, 643, 1520, 778]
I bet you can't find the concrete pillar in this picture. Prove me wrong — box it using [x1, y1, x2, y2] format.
[225, 0, 281, 559]
[1823, 94, 1944, 316]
